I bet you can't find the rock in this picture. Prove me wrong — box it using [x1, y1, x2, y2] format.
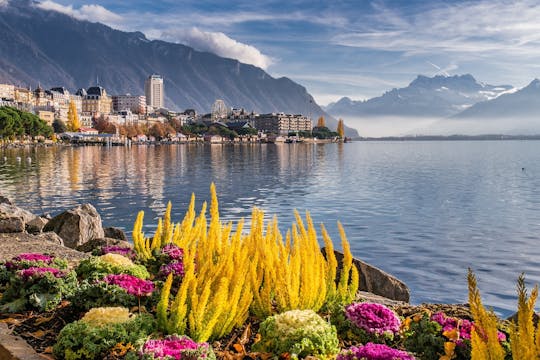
[34, 232, 64, 246]
[507, 311, 540, 326]
[356, 291, 407, 307]
[43, 204, 105, 249]
[0, 203, 39, 233]
[103, 227, 127, 241]
[76, 237, 132, 253]
[322, 248, 410, 302]
[26, 217, 48, 234]
[0, 196, 13, 205]
[394, 303, 472, 320]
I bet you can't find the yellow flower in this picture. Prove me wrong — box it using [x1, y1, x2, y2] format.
[412, 313, 423, 323]
[402, 317, 412, 331]
[100, 253, 135, 267]
[443, 328, 459, 341]
[81, 307, 131, 326]
[439, 341, 456, 360]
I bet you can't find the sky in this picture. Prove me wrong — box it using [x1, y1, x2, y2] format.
[28, 0, 540, 106]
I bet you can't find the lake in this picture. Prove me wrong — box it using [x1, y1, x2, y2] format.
[1, 141, 539, 316]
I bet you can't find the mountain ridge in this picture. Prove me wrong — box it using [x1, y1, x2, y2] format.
[0, 1, 358, 136]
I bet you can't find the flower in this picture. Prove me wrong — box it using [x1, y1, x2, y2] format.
[161, 244, 184, 260]
[159, 261, 185, 277]
[103, 274, 154, 296]
[99, 253, 135, 267]
[337, 343, 415, 360]
[19, 267, 64, 279]
[141, 335, 212, 359]
[345, 302, 401, 335]
[101, 246, 136, 259]
[14, 253, 54, 263]
[81, 307, 131, 326]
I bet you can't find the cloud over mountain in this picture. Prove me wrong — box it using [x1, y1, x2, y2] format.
[36, 1, 122, 23]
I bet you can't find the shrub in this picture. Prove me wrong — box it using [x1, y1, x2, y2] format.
[337, 343, 415, 360]
[346, 302, 401, 336]
[0, 254, 76, 312]
[140, 335, 216, 360]
[76, 254, 150, 280]
[253, 309, 340, 359]
[53, 308, 155, 360]
[69, 280, 139, 311]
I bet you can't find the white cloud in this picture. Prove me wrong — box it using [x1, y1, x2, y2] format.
[162, 27, 273, 70]
[36, 1, 122, 23]
[333, 0, 540, 59]
[0, 0, 9, 7]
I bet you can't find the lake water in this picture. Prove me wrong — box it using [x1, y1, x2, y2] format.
[1, 141, 539, 316]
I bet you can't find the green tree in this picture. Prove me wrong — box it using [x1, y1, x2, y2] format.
[0, 107, 52, 139]
[52, 119, 67, 133]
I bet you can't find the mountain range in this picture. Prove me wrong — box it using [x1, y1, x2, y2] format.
[0, 0, 358, 136]
[325, 74, 515, 119]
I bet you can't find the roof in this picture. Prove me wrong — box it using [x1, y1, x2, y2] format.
[87, 86, 106, 96]
[50, 87, 69, 95]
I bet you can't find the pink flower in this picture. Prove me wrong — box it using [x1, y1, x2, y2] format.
[101, 246, 136, 259]
[103, 274, 154, 297]
[142, 335, 211, 359]
[345, 302, 401, 335]
[14, 253, 54, 263]
[19, 267, 63, 279]
[159, 261, 184, 277]
[337, 343, 415, 360]
[161, 244, 184, 261]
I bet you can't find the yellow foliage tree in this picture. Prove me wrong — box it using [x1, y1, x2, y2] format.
[337, 119, 345, 138]
[317, 116, 326, 128]
[138, 183, 359, 342]
[67, 100, 80, 132]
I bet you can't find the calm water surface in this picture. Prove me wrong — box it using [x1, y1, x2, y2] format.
[1, 141, 539, 316]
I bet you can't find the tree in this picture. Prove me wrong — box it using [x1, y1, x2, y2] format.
[93, 116, 116, 133]
[336, 119, 344, 138]
[148, 122, 166, 139]
[66, 100, 80, 132]
[0, 106, 52, 138]
[316, 116, 326, 128]
[52, 119, 67, 133]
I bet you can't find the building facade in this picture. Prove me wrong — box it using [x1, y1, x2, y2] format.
[251, 113, 312, 135]
[80, 86, 112, 116]
[144, 74, 164, 109]
[112, 94, 146, 114]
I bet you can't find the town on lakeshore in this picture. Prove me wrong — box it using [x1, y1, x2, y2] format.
[0, 74, 346, 145]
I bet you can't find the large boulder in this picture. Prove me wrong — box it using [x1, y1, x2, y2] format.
[103, 227, 127, 241]
[0, 203, 39, 233]
[322, 248, 410, 302]
[43, 204, 104, 249]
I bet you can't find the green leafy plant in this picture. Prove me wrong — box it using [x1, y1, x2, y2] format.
[76, 254, 150, 281]
[253, 309, 340, 359]
[53, 308, 155, 360]
[69, 280, 140, 311]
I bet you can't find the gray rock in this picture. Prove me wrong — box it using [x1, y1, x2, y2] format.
[34, 232, 64, 246]
[0, 203, 39, 233]
[76, 237, 132, 253]
[0, 217, 25, 233]
[322, 248, 410, 302]
[103, 227, 127, 241]
[26, 217, 48, 234]
[0, 195, 13, 205]
[43, 204, 104, 249]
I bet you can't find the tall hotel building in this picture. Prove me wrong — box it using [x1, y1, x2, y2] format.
[144, 74, 164, 109]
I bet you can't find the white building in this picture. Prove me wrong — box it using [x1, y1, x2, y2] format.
[144, 74, 164, 109]
[112, 94, 146, 114]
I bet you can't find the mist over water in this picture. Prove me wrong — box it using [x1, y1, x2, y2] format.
[1, 142, 539, 316]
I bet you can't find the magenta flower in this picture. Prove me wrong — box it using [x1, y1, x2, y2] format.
[161, 244, 184, 260]
[141, 335, 211, 359]
[338, 343, 415, 360]
[19, 267, 63, 279]
[101, 246, 136, 259]
[14, 253, 54, 263]
[345, 302, 401, 335]
[103, 274, 154, 296]
[159, 261, 185, 277]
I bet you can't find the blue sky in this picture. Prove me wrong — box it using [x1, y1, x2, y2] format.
[32, 0, 540, 105]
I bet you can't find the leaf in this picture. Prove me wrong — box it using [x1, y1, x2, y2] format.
[43, 346, 54, 354]
[33, 315, 55, 326]
[0, 317, 21, 325]
[239, 323, 251, 345]
[232, 343, 245, 353]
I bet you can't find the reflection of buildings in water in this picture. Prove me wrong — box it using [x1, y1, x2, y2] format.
[145, 146, 167, 215]
[209, 144, 227, 182]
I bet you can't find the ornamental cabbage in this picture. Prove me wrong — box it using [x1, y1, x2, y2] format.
[253, 309, 340, 359]
[338, 343, 415, 360]
[141, 335, 216, 360]
[345, 302, 401, 335]
[76, 254, 150, 280]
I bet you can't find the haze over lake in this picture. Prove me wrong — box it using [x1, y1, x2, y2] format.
[1, 141, 539, 316]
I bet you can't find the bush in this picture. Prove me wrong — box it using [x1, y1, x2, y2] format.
[140, 335, 216, 360]
[337, 343, 415, 360]
[53, 308, 155, 360]
[70, 280, 139, 311]
[76, 254, 150, 280]
[253, 309, 340, 359]
[0, 253, 76, 312]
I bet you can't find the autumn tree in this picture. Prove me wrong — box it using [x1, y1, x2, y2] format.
[66, 100, 81, 131]
[93, 116, 116, 133]
[316, 116, 326, 128]
[337, 119, 344, 138]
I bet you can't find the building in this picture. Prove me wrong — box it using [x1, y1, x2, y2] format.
[112, 94, 146, 114]
[81, 86, 112, 116]
[251, 113, 312, 135]
[0, 84, 15, 100]
[144, 74, 164, 109]
[37, 110, 55, 126]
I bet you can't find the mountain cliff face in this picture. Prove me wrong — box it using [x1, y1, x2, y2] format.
[326, 74, 513, 118]
[0, 1, 358, 136]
